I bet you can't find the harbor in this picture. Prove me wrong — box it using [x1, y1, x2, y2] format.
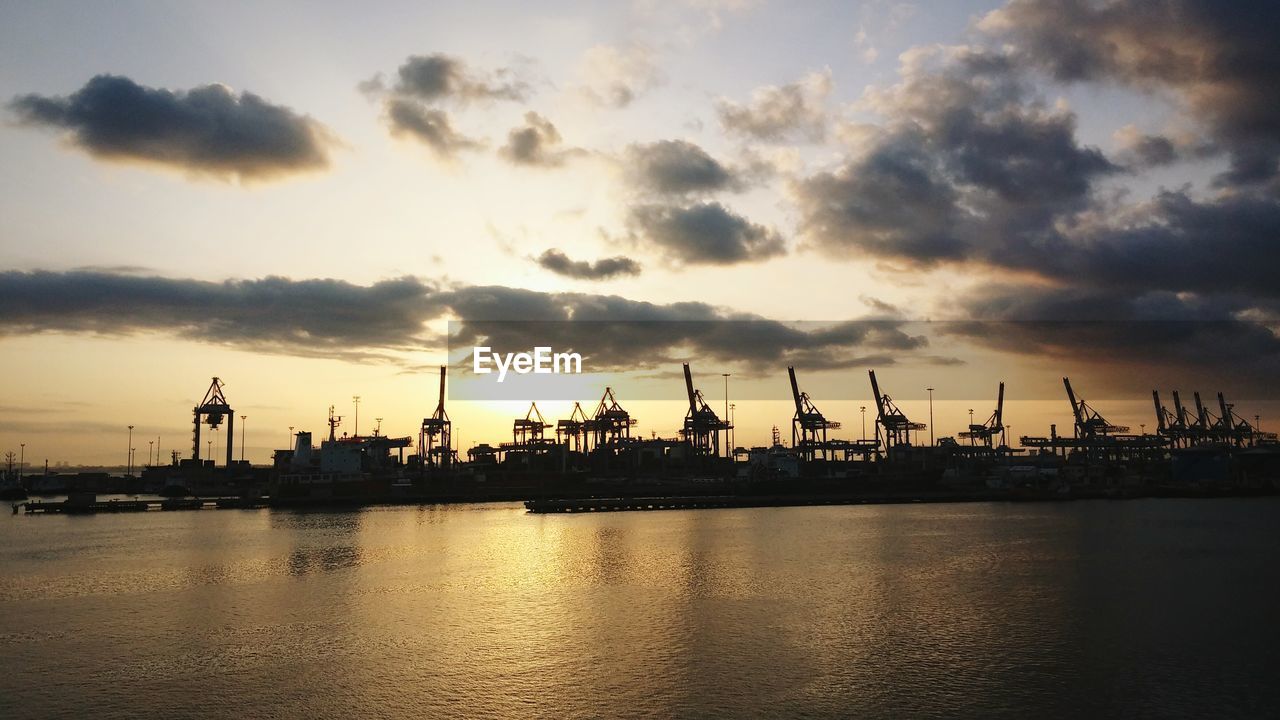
[7, 365, 1280, 515]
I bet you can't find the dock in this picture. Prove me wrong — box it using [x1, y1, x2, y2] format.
[524, 491, 1001, 514]
[19, 496, 268, 514]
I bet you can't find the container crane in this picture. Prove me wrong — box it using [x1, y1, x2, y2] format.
[587, 387, 636, 449]
[419, 365, 454, 470]
[556, 402, 591, 453]
[869, 370, 925, 451]
[1064, 377, 1127, 439]
[959, 382, 1005, 448]
[192, 377, 234, 468]
[788, 366, 841, 461]
[680, 363, 731, 457]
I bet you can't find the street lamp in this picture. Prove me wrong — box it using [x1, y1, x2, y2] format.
[240, 415, 247, 462]
[860, 406, 866, 441]
[722, 373, 731, 459]
[148, 440, 154, 467]
[927, 387, 935, 446]
[127, 425, 134, 476]
[289, 425, 294, 450]
[353, 396, 361, 437]
[729, 403, 736, 454]
[19, 443, 24, 479]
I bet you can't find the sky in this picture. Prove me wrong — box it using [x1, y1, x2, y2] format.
[2, 0, 1278, 466]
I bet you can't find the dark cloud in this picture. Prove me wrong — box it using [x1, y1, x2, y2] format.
[945, 282, 1280, 393]
[716, 70, 831, 142]
[8, 74, 333, 180]
[796, 46, 1118, 269]
[385, 98, 482, 158]
[0, 271, 442, 361]
[369, 53, 528, 159]
[1114, 128, 1179, 168]
[534, 249, 641, 280]
[499, 112, 581, 167]
[0, 271, 940, 375]
[627, 202, 786, 265]
[390, 53, 529, 102]
[625, 139, 744, 195]
[980, 0, 1280, 186]
[796, 132, 966, 263]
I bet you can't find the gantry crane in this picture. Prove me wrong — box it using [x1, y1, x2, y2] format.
[192, 377, 234, 467]
[556, 402, 591, 453]
[869, 370, 925, 451]
[1064, 377, 1128, 439]
[788, 366, 841, 460]
[680, 363, 731, 457]
[587, 387, 636, 448]
[419, 365, 455, 470]
[513, 402, 550, 446]
[959, 382, 1005, 448]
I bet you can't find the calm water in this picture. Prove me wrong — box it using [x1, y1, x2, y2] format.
[2, 499, 1278, 718]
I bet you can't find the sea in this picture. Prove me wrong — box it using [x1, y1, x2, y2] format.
[2, 498, 1278, 718]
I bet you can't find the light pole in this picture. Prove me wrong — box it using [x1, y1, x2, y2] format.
[375, 418, 383, 437]
[288, 425, 294, 450]
[927, 387, 935, 446]
[148, 440, 154, 467]
[127, 425, 134, 476]
[722, 373, 730, 459]
[860, 406, 866, 441]
[19, 443, 24, 479]
[240, 415, 247, 462]
[729, 403, 736, 454]
[353, 396, 361, 437]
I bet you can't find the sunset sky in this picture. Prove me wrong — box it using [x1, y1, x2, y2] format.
[2, 0, 1278, 465]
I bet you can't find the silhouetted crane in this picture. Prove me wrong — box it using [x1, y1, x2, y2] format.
[788, 366, 841, 460]
[960, 382, 1005, 448]
[869, 370, 925, 451]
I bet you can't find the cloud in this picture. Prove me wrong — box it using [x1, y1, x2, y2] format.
[368, 53, 528, 159]
[8, 74, 334, 181]
[795, 45, 1117, 267]
[499, 112, 582, 167]
[624, 139, 759, 196]
[388, 53, 529, 103]
[0, 271, 443, 362]
[627, 202, 786, 265]
[716, 70, 831, 142]
[534, 249, 642, 280]
[944, 282, 1280, 391]
[0, 270, 935, 373]
[385, 98, 483, 159]
[979, 0, 1280, 186]
[575, 44, 664, 108]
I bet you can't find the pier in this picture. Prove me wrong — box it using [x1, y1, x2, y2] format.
[19, 496, 268, 514]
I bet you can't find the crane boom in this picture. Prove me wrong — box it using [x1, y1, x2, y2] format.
[683, 363, 697, 414]
[869, 370, 887, 420]
[788, 366, 804, 415]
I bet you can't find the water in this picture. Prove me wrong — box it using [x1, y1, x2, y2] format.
[2, 499, 1278, 718]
